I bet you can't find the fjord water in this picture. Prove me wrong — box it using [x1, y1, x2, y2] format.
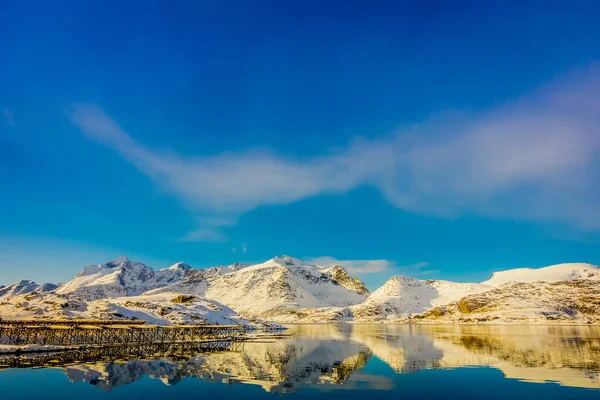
[1, 325, 599, 399]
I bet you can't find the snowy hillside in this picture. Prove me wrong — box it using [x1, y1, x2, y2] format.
[82, 292, 257, 326]
[204, 256, 369, 316]
[482, 263, 600, 286]
[0, 290, 273, 327]
[351, 276, 487, 321]
[412, 279, 600, 323]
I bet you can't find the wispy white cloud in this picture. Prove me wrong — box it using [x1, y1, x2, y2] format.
[308, 257, 435, 276]
[67, 103, 382, 212]
[178, 217, 236, 243]
[395, 261, 440, 276]
[308, 257, 392, 274]
[67, 66, 600, 239]
[2, 109, 16, 127]
[180, 227, 229, 242]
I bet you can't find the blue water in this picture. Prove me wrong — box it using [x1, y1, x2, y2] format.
[1, 324, 599, 399]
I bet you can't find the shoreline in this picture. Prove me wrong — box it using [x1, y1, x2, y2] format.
[275, 320, 600, 326]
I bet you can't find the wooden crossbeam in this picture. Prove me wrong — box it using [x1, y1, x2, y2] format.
[0, 319, 148, 327]
[0, 322, 246, 350]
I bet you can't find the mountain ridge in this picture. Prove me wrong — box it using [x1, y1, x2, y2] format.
[1, 258, 599, 325]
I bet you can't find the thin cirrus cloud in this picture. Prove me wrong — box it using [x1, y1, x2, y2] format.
[180, 217, 238, 242]
[67, 66, 600, 240]
[307, 257, 436, 276]
[2, 108, 16, 127]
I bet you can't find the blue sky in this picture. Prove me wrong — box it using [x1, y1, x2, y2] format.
[1, 0, 600, 290]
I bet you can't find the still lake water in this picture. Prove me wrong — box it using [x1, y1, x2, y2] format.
[1, 324, 600, 399]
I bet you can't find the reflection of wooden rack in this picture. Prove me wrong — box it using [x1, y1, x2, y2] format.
[0, 340, 243, 369]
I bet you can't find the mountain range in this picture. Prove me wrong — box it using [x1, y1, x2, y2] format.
[1, 255, 599, 325]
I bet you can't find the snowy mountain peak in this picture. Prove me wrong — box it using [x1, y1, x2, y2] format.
[325, 264, 348, 273]
[163, 262, 192, 272]
[371, 275, 425, 296]
[36, 283, 58, 293]
[58, 258, 164, 300]
[388, 275, 420, 284]
[482, 263, 600, 287]
[0, 280, 40, 299]
[76, 257, 138, 277]
[15, 279, 37, 286]
[270, 255, 305, 266]
[324, 265, 369, 295]
[197, 262, 249, 278]
[106, 256, 130, 266]
[204, 256, 370, 315]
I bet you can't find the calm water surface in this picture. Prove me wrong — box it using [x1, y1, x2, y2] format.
[1, 324, 599, 399]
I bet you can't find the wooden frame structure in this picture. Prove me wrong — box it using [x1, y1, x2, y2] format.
[0, 320, 246, 348]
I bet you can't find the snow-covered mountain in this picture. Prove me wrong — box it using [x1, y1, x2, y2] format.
[204, 256, 369, 317]
[0, 255, 369, 326]
[55, 257, 198, 300]
[0, 280, 39, 299]
[481, 262, 600, 286]
[413, 278, 600, 323]
[0, 257, 261, 326]
[351, 276, 487, 321]
[356, 263, 600, 323]
[0, 280, 57, 300]
[1, 258, 599, 325]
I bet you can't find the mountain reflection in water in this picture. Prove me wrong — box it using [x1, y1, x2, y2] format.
[6, 324, 600, 394]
